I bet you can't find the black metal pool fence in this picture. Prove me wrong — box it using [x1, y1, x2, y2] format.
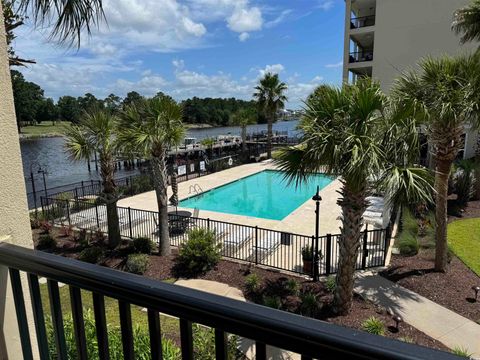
[27, 145, 269, 210]
[40, 196, 392, 278]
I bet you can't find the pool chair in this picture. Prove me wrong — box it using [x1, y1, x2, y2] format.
[221, 226, 254, 258]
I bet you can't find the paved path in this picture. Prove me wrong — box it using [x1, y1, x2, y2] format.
[355, 272, 480, 358]
[174, 279, 300, 360]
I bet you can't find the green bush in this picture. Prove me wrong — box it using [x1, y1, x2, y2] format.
[299, 292, 319, 317]
[174, 229, 221, 277]
[361, 316, 385, 335]
[244, 273, 261, 294]
[301, 245, 313, 260]
[263, 295, 282, 309]
[37, 235, 57, 250]
[325, 276, 336, 293]
[125, 254, 150, 274]
[133, 237, 154, 254]
[397, 233, 419, 256]
[452, 346, 473, 359]
[46, 310, 181, 359]
[192, 324, 240, 360]
[78, 247, 104, 264]
[402, 208, 418, 235]
[285, 279, 300, 296]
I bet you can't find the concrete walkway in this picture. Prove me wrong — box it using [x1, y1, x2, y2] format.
[355, 272, 480, 358]
[174, 279, 300, 360]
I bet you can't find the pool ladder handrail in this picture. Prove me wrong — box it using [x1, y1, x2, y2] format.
[188, 183, 204, 195]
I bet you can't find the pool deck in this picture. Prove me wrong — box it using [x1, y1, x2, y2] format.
[118, 160, 342, 237]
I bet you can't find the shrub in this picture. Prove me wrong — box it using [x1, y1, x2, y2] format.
[133, 237, 154, 254]
[39, 220, 52, 234]
[402, 208, 418, 235]
[174, 229, 221, 277]
[77, 229, 88, 248]
[452, 346, 473, 359]
[397, 233, 419, 256]
[325, 276, 336, 293]
[244, 273, 261, 294]
[361, 317, 385, 335]
[78, 247, 104, 264]
[59, 223, 74, 237]
[285, 279, 300, 296]
[398, 336, 414, 344]
[299, 291, 319, 317]
[263, 296, 282, 309]
[37, 235, 57, 250]
[92, 228, 106, 244]
[192, 324, 240, 359]
[46, 310, 181, 359]
[125, 254, 150, 274]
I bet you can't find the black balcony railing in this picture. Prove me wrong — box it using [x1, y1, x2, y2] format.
[349, 50, 374, 63]
[350, 15, 376, 29]
[0, 243, 459, 360]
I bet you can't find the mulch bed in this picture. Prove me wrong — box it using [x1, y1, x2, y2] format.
[32, 228, 449, 352]
[448, 200, 480, 222]
[381, 249, 480, 324]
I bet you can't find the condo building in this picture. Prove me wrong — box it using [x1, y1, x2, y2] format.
[342, 0, 479, 160]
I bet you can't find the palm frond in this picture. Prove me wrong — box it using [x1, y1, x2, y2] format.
[452, 0, 480, 44]
[17, 0, 106, 47]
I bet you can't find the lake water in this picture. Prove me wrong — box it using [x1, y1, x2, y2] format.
[21, 120, 300, 194]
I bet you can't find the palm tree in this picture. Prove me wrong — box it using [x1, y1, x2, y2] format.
[230, 108, 257, 152]
[392, 54, 480, 272]
[118, 96, 185, 256]
[275, 80, 433, 314]
[64, 109, 121, 248]
[452, 0, 480, 45]
[253, 73, 287, 158]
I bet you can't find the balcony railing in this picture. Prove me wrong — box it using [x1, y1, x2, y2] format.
[350, 15, 376, 29]
[0, 243, 460, 359]
[349, 50, 374, 63]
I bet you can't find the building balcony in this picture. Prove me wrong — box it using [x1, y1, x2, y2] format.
[349, 50, 374, 64]
[0, 242, 461, 359]
[350, 15, 376, 29]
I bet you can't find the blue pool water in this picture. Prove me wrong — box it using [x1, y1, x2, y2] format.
[180, 170, 334, 220]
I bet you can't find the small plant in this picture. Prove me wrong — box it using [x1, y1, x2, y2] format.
[78, 247, 104, 264]
[361, 317, 385, 335]
[452, 346, 473, 358]
[30, 216, 41, 229]
[39, 220, 52, 234]
[59, 223, 74, 237]
[37, 235, 57, 250]
[133, 237, 154, 254]
[398, 336, 414, 344]
[285, 279, 300, 296]
[397, 233, 419, 256]
[325, 276, 336, 293]
[173, 229, 221, 277]
[125, 254, 150, 274]
[263, 295, 282, 309]
[92, 228, 106, 244]
[299, 291, 319, 317]
[244, 273, 261, 294]
[77, 229, 88, 247]
[301, 245, 313, 260]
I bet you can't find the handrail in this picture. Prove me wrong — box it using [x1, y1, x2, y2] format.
[350, 15, 376, 29]
[0, 243, 456, 359]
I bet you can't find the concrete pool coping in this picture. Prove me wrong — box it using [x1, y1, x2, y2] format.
[118, 160, 343, 237]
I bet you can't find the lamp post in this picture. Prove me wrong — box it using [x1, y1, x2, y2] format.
[312, 186, 322, 282]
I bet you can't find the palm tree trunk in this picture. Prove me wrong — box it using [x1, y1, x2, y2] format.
[333, 181, 368, 315]
[151, 152, 170, 256]
[100, 152, 121, 248]
[267, 114, 273, 158]
[434, 159, 452, 272]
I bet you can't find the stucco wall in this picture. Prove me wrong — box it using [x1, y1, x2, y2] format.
[373, 0, 477, 92]
[0, 1, 37, 359]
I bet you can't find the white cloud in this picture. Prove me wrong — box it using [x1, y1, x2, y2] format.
[316, 0, 335, 11]
[265, 9, 292, 28]
[259, 64, 285, 77]
[227, 5, 263, 33]
[325, 61, 343, 68]
[239, 32, 250, 42]
[311, 75, 324, 82]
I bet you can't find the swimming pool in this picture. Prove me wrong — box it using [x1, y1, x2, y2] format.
[179, 170, 334, 220]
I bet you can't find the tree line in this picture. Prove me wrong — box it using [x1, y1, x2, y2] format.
[11, 71, 267, 130]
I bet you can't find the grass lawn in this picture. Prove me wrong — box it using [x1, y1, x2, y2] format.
[20, 121, 71, 137]
[448, 218, 480, 276]
[39, 281, 180, 338]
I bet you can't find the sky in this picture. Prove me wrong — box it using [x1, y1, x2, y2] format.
[14, 0, 346, 109]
